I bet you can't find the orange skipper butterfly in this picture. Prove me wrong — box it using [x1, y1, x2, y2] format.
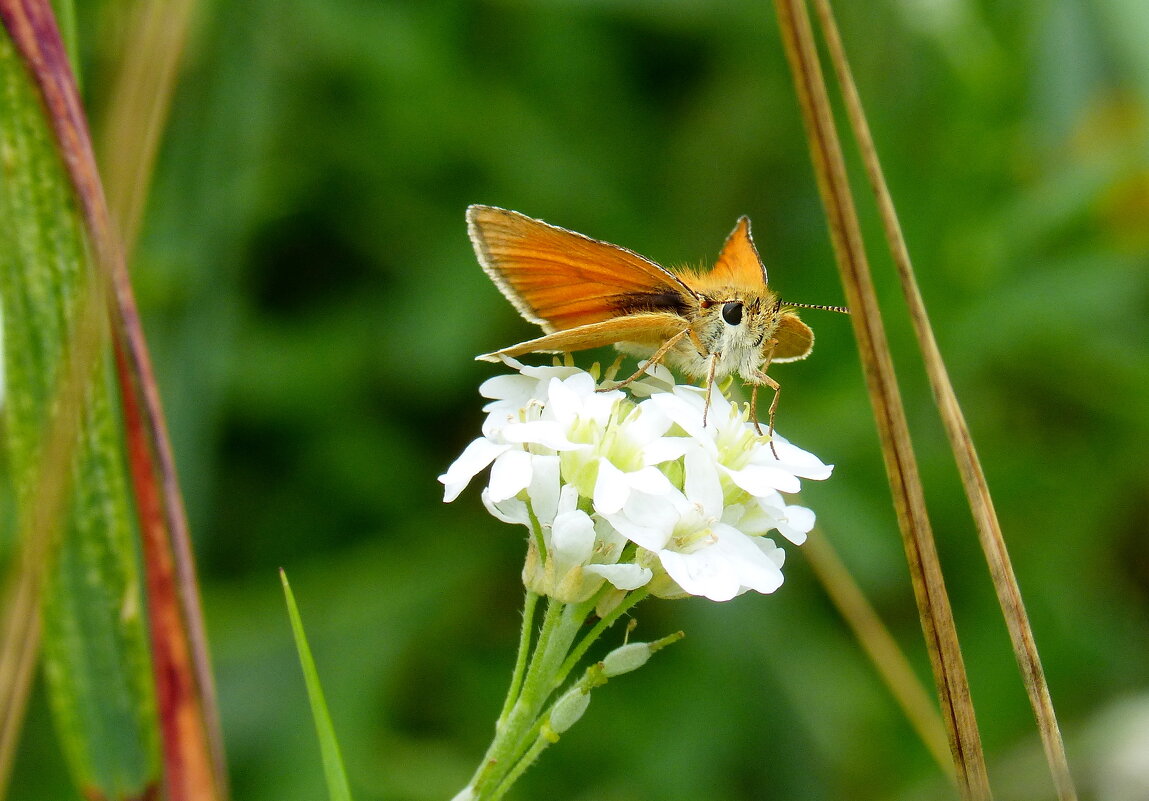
[467, 205, 845, 432]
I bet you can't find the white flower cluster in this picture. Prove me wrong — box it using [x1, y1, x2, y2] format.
[439, 360, 833, 603]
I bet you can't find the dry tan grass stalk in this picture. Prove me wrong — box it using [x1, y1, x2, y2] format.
[803, 530, 954, 778]
[771, 0, 991, 796]
[97, 0, 196, 264]
[809, 2, 1078, 798]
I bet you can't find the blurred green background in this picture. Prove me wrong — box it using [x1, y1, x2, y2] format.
[9, 0, 1149, 799]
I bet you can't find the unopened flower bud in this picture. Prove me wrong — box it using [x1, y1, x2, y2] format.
[602, 642, 652, 677]
[548, 686, 591, 735]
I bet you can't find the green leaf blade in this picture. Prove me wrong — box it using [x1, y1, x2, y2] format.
[280, 569, 353, 801]
[0, 21, 159, 800]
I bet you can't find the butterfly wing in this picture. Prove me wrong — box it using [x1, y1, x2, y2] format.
[468, 205, 698, 333]
[476, 312, 688, 361]
[687, 216, 768, 293]
[771, 312, 814, 362]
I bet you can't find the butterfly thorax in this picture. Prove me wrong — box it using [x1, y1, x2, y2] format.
[647, 287, 782, 381]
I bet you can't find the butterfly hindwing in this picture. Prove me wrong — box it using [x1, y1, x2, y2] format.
[477, 312, 688, 361]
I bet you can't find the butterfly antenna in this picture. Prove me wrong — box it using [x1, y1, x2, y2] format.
[782, 300, 850, 314]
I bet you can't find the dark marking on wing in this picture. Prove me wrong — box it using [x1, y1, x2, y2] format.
[611, 290, 691, 317]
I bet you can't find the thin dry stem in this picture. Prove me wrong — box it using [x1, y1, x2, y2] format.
[810, 2, 1077, 798]
[771, 0, 991, 797]
[803, 530, 953, 779]
[0, 603, 39, 793]
[97, 0, 196, 263]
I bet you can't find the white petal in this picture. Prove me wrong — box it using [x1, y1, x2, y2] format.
[548, 373, 605, 424]
[627, 466, 674, 496]
[479, 373, 534, 401]
[644, 363, 675, 384]
[584, 563, 652, 591]
[480, 411, 513, 438]
[527, 455, 562, 524]
[713, 526, 785, 593]
[641, 436, 690, 465]
[593, 517, 628, 560]
[481, 489, 529, 527]
[683, 446, 723, 516]
[583, 391, 623, 428]
[488, 449, 534, 503]
[648, 391, 710, 443]
[659, 525, 786, 600]
[593, 459, 629, 515]
[658, 548, 740, 602]
[725, 495, 784, 536]
[775, 504, 815, 545]
[551, 510, 596, 571]
[698, 383, 734, 421]
[564, 371, 599, 396]
[519, 363, 582, 381]
[502, 420, 583, 450]
[627, 364, 676, 397]
[765, 435, 834, 481]
[555, 481, 579, 517]
[439, 438, 511, 502]
[546, 375, 582, 423]
[605, 491, 680, 550]
[622, 403, 672, 443]
[723, 463, 801, 496]
[752, 536, 787, 569]
[492, 354, 526, 371]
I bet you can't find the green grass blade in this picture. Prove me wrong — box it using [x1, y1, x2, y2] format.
[280, 569, 354, 801]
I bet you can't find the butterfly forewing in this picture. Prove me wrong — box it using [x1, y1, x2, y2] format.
[686, 216, 768, 293]
[468, 206, 697, 332]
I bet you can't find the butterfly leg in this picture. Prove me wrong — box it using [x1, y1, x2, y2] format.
[597, 329, 689, 392]
[747, 374, 782, 458]
[751, 338, 781, 457]
[702, 352, 719, 428]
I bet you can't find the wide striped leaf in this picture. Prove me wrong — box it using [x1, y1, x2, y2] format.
[0, 22, 159, 800]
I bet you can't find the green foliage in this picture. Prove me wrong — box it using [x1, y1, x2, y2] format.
[6, 0, 1149, 799]
[0, 23, 158, 801]
[281, 570, 353, 801]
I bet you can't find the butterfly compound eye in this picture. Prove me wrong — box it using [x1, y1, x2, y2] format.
[721, 301, 743, 326]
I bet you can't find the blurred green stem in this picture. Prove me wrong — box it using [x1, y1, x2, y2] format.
[556, 588, 648, 688]
[496, 590, 540, 728]
[468, 595, 594, 798]
[462, 578, 659, 800]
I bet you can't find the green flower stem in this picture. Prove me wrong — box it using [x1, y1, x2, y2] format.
[487, 727, 553, 801]
[490, 660, 612, 800]
[554, 588, 649, 689]
[496, 591, 540, 730]
[470, 595, 596, 799]
[465, 521, 652, 800]
[525, 500, 546, 567]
